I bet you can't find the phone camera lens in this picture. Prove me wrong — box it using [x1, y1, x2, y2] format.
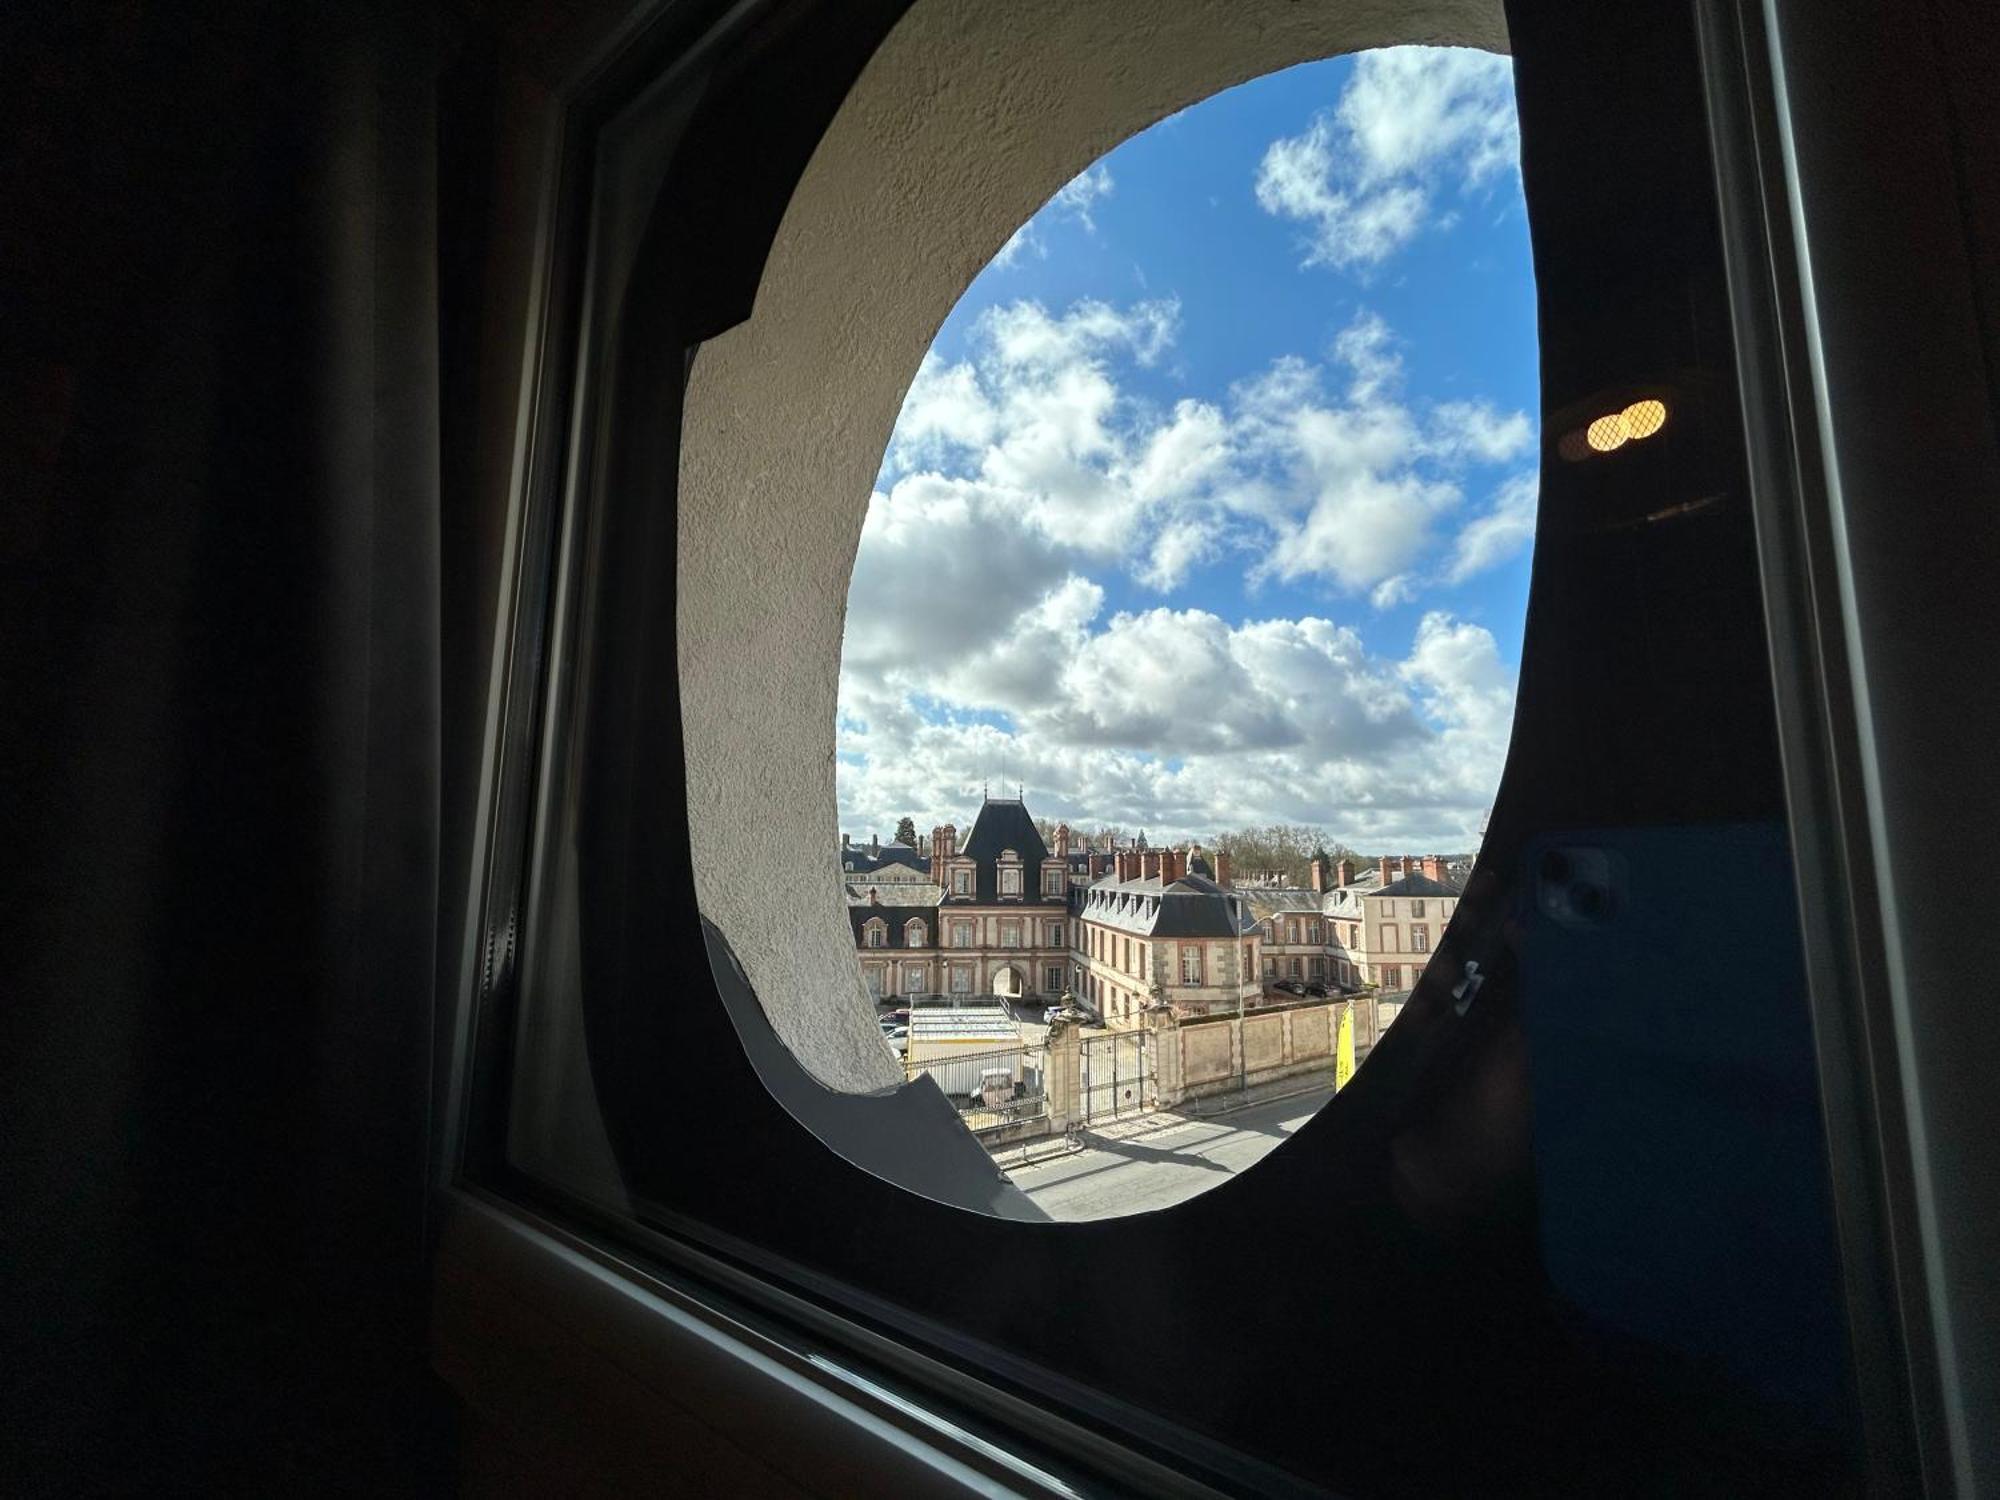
[1569, 882, 1605, 920]
[1540, 849, 1572, 884]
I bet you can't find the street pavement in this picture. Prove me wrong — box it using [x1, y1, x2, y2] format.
[1003, 1085, 1335, 1221]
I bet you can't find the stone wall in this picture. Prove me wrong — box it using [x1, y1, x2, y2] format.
[1162, 997, 1371, 1104]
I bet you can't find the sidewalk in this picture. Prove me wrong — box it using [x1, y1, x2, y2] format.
[989, 1067, 1340, 1170]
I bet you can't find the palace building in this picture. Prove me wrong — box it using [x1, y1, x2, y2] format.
[845, 796, 1466, 1017]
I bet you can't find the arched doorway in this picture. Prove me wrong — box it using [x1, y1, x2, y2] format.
[990, 965, 1021, 1002]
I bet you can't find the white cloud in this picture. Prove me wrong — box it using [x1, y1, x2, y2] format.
[1052, 163, 1115, 231]
[877, 300, 1529, 606]
[838, 602, 1509, 848]
[1339, 49, 1518, 189]
[1443, 470, 1538, 583]
[840, 297, 1530, 845]
[1429, 400, 1534, 465]
[990, 221, 1044, 269]
[1136, 519, 1216, 591]
[987, 165, 1116, 271]
[1256, 46, 1518, 270]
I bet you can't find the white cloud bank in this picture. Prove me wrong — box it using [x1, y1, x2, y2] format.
[1255, 46, 1517, 270]
[842, 292, 1533, 846]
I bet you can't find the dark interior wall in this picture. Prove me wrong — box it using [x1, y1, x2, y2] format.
[1, 2, 462, 1489]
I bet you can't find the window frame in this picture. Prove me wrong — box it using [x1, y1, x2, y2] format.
[438, 0, 1952, 1496]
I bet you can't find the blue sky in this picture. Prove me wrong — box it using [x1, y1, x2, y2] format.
[837, 47, 1537, 850]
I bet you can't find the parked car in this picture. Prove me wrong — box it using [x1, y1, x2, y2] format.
[880, 1023, 908, 1040]
[1275, 979, 1307, 996]
[969, 1068, 1016, 1109]
[1304, 982, 1329, 998]
[879, 1007, 910, 1025]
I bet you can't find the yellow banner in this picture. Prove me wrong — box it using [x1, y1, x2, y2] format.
[1334, 1001, 1356, 1089]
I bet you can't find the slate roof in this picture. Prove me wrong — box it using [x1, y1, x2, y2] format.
[1242, 887, 1329, 922]
[848, 893, 944, 948]
[1079, 872, 1258, 940]
[951, 797, 1065, 906]
[840, 841, 929, 877]
[1372, 871, 1462, 898]
[845, 881, 945, 908]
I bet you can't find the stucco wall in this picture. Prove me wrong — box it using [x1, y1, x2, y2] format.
[676, 0, 1507, 1092]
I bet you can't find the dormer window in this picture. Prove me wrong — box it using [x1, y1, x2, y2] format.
[951, 865, 972, 896]
[1041, 865, 1065, 896]
[904, 918, 927, 947]
[863, 919, 886, 948]
[997, 849, 1022, 896]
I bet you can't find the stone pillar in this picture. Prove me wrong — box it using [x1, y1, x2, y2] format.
[1046, 1007, 1083, 1130]
[1145, 1000, 1183, 1109]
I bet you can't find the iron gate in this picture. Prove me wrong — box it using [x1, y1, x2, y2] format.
[1079, 1030, 1154, 1123]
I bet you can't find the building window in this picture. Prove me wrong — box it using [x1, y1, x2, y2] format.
[1410, 899, 1426, 918]
[1042, 866, 1064, 895]
[1381, 924, 1399, 952]
[952, 868, 971, 896]
[864, 967, 884, 997]
[950, 966, 972, 994]
[1046, 921, 1064, 947]
[1307, 919, 1323, 944]
[863, 920, 885, 948]
[1181, 948, 1203, 984]
[1350, 924, 1361, 948]
[1263, 956, 1276, 979]
[1381, 900, 1395, 918]
[1412, 925, 1430, 953]
[1121, 938, 1131, 973]
[1288, 956, 1302, 980]
[999, 866, 1021, 895]
[1000, 920, 1021, 948]
[1286, 919, 1300, 944]
[905, 919, 927, 947]
[1381, 965, 1401, 990]
[1308, 955, 1324, 980]
[1044, 964, 1063, 993]
[904, 965, 926, 994]
[951, 920, 974, 948]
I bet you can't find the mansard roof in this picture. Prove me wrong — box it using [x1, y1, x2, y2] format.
[1080, 871, 1257, 939]
[1242, 887, 1329, 921]
[840, 840, 928, 876]
[1373, 871, 1462, 898]
[950, 797, 1065, 905]
[844, 881, 944, 909]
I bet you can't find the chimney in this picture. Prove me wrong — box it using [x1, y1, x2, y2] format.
[944, 823, 957, 858]
[1054, 822, 1071, 856]
[1422, 854, 1447, 883]
[1310, 855, 1328, 894]
[1379, 856, 1395, 885]
[869, 833, 879, 857]
[842, 833, 850, 849]
[1336, 857, 1355, 888]
[869, 887, 880, 905]
[1142, 849, 1162, 881]
[1089, 852, 1108, 880]
[1215, 851, 1232, 888]
[1171, 849, 1189, 882]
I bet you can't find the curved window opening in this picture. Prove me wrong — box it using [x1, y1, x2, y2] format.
[832, 46, 1538, 1218]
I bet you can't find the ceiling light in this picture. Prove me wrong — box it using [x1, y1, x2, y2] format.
[1585, 413, 1629, 452]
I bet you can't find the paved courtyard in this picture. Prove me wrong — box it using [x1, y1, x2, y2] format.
[1002, 1084, 1336, 1220]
